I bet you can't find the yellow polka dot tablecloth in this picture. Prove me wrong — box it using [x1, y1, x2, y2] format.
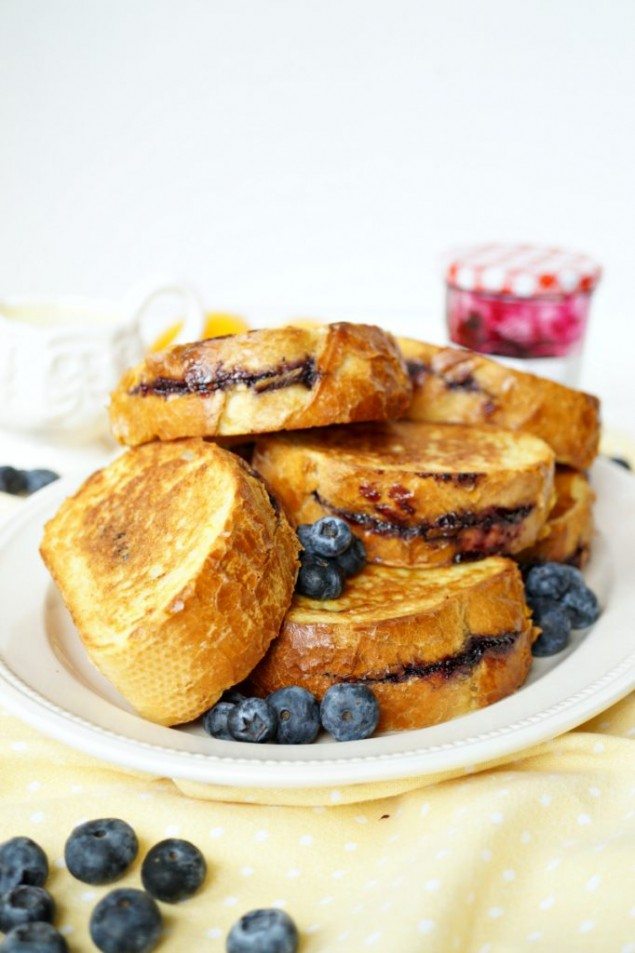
[0, 442, 634, 951]
[1, 699, 635, 951]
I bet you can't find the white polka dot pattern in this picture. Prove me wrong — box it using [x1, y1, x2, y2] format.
[0, 693, 633, 949]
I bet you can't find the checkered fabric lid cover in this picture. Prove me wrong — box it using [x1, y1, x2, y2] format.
[445, 244, 602, 297]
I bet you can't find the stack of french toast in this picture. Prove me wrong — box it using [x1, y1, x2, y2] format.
[40, 323, 600, 734]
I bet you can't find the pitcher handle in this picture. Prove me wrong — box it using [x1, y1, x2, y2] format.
[124, 279, 204, 346]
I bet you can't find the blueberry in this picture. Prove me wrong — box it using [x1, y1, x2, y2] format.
[141, 838, 206, 903]
[298, 517, 352, 557]
[226, 908, 299, 953]
[222, 689, 247, 705]
[23, 470, 59, 494]
[296, 553, 344, 600]
[335, 535, 366, 577]
[525, 563, 583, 600]
[227, 698, 277, 743]
[562, 585, 600, 628]
[0, 922, 68, 953]
[610, 455, 632, 471]
[0, 467, 27, 495]
[531, 604, 572, 656]
[0, 837, 48, 894]
[64, 818, 138, 885]
[0, 886, 55, 933]
[267, 686, 321, 744]
[320, 683, 380, 741]
[203, 701, 235, 740]
[89, 889, 162, 953]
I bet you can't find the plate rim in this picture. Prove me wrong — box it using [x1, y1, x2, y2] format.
[0, 459, 633, 789]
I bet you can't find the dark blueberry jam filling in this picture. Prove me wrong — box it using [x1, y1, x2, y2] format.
[131, 356, 319, 398]
[313, 492, 533, 542]
[335, 631, 520, 685]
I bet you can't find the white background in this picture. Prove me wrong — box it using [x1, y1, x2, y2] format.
[1, 0, 634, 431]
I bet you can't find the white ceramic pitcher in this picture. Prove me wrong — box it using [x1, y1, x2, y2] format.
[0, 281, 204, 437]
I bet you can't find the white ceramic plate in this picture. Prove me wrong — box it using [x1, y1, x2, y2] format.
[0, 458, 633, 790]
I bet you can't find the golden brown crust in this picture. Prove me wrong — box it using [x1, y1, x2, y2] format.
[253, 421, 555, 566]
[40, 439, 299, 726]
[517, 467, 594, 567]
[250, 558, 537, 731]
[399, 338, 600, 470]
[109, 323, 412, 446]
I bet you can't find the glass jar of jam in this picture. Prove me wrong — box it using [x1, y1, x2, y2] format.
[444, 244, 602, 385]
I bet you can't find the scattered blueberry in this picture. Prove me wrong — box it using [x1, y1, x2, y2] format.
[267, 686, 321, 744]
[89, 888, 162, 953]
[525, 561, 600, 633]
[22, 470, 59, 494]
[298, 517, 352, 557]
[531, 605, 572, 657]
[203, 701, 235, 740]
[0, 837, 48, 894]
[0, 467, 27, 495]
[64, 818, 138, 885]
[296, 553, 344, 600]
[335, 535, 366, 577]
[0, 922, 68, 953]
[222, 689, 247, 705]
[227, 698, 277, 743]
[610, 455, 632, 471]
[320, 683, 380, 741]
[226, 907, 299, 953]
[525, 563, 580, 600]
[141, 838, 206, 903]
[0, 886, 55, 933]
[562, 585, 600, 628]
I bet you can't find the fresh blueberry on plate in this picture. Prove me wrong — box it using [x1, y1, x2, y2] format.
[64, 818, 138, 885]
[0, 886, 55, 933]
[335, 535, 366, 577]
[320, 683, 380, 741]
[562, 584, 600, 628]
[227, 698, 277, 743]
[524, 563, 580, 600]
[203, 701, 236, 740]
[226, 907, 299, 953]
[222, 689, 247, 705]
[23, 470, 60, 494]
[531, 604, 572, 657]
[0, 837, 48, 894]
[0, 922, 68, 953]
[141, 838, 206, 903]
[89, 888, 162, 953]
[298, 517, 352, 557]
[267, 686, 321, 744]
[0, 467, 27, 496]
[296, 553, 344, 600]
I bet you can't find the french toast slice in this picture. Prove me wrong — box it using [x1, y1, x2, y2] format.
[399, 338, 600, 470]
[250, 557, 537, 731]
[109, 323, 411, 446]
[253, 421, 555, 567]
[40, 439, 299, 726]
[517, 467, 594, 568]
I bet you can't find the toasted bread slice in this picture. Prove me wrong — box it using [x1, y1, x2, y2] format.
[40, 439, 299, 726]
[109, 323, 411, 446]
[399, 338, 600, 470]
[250, 557, 537, 731]
[517, 467, 594, 568]
[253, 421, 555, 566]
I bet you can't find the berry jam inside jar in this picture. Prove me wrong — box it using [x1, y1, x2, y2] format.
[444, 244, 602, 385]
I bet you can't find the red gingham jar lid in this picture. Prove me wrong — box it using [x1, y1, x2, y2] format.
[445, 243, 602, 298]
